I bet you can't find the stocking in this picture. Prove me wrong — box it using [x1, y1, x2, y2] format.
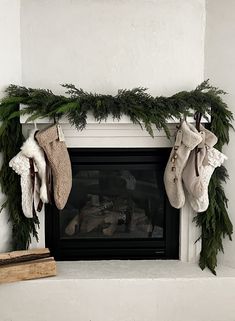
[21, 129, 48, 203]
[188, 147, 227, 212]
[35, 124, 72, 210]
[9, 152, 41, 218]
[164, 121, 202, 209]
[182, 125, 218, 199]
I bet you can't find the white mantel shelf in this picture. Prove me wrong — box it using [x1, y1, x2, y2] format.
[1, 261, 235, 321]
[20, 111, 209, 149]
[20, 105, 209, 125]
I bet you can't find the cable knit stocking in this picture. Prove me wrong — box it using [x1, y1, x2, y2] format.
[187, 147, 227, 212]
[21, 129, 48, 203]
[9, 152, 41, 218]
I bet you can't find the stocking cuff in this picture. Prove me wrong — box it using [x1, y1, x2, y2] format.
[181, 121, 202, 150]
[35, 124, 59, 146]
[207, 147, 228, 168]
[199, 125, 218, 148]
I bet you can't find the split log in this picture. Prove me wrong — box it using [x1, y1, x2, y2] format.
[102, 211, 119, 236]
[0, 248, 50, 266]
[65, 214, 79, 236]
[0, 257, 56, 284]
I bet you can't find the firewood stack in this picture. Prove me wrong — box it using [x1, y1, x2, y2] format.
[0, 248, 56, 284]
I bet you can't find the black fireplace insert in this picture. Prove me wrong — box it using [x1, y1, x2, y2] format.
[45, 148, 179, 260]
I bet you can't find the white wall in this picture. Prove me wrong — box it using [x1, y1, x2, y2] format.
[0, 0, 21, 98]
[0, 0, 22, 252]
[20, 0, 205, 96]
[205, 0, 235, 268]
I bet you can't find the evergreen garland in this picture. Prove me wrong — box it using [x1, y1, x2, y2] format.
[0, 80, 233, 274]
[0, 101, 39, 249]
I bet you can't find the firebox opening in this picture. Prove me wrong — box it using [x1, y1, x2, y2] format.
[46, 148, 179, 260]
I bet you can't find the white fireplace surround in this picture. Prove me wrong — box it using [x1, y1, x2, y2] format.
[21, 112, 203, 263]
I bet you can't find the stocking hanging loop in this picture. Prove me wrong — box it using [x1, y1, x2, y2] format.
[194, 111, 202, 131]
[194, 112, 203, 177]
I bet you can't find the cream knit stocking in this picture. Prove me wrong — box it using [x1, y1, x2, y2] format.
[187, 147, 227, 212]
[164, 121, 203, 209]
[21, 129, 48, 203]
[182, 126, 218, 199]
[9, 152, 41, 218]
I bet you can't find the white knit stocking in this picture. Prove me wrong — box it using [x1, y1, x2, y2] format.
[182, 125, 218, 199]
[164, 121, 203, 209]
[188, 147, 227, 212]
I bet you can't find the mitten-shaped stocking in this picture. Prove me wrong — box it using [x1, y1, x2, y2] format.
[182, 126, 218, 199]
[35, 124, 72, 210]
[188, 147, 227, 212]
[164, 121, 202, 209]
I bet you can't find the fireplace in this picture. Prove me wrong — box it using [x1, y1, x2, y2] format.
[45, 148, 179, 260]
[21, 115, 201, 263]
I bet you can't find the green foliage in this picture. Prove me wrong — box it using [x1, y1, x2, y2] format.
[0, 80, 233, 273]
[0, 102, 39, 250]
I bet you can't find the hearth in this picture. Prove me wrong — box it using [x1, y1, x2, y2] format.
[45, 148, 179, 260]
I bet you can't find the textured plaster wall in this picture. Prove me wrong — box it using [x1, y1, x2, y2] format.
[20, 0, 205, 96]
[205, 0, 235, 268]
[0, 0, 22, 252]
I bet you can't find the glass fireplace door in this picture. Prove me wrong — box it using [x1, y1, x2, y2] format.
[61, 166, 164, 240]
[46, 148, 179, 260]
